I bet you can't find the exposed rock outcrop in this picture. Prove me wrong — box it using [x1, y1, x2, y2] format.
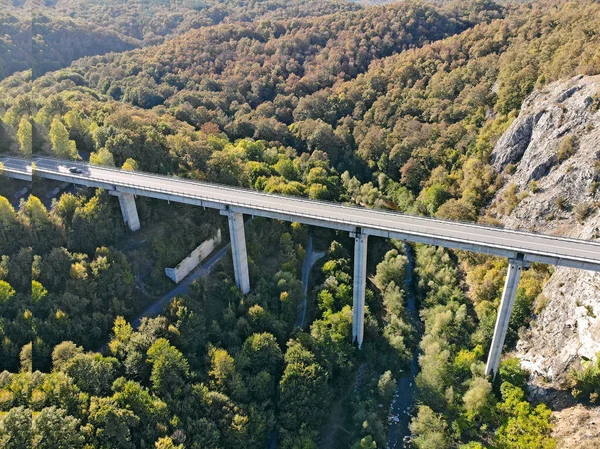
[490, 75, 600, 448]
[491, 75, 600, 385]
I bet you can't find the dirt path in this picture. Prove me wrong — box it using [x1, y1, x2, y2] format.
[132, 244, 230, 328]
[296, 235, 325, 329]
[98, 244, 230, 353]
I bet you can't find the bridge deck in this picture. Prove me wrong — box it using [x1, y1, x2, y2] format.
[2, 156, 600, 271]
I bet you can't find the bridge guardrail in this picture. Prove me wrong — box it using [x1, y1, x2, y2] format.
[3, 155, 599, 264]
[31, 169, 600, 265]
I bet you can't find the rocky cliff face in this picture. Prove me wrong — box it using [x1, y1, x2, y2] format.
[490, 75, 600, 447]
[491, 75, 600, 384]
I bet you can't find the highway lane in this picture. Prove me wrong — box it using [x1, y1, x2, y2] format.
[2, 155, 600, 271]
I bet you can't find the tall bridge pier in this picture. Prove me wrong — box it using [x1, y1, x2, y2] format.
[352, 230, 368, 348]
[107, 189, 526, 376]
[222, 209, 251, 294]
[485, 256, 526, 378]
[115, 192, 140, 231]
[348, 238, 528, 377]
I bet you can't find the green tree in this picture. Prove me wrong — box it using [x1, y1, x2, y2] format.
[88, 396, 140, 449]
[418, 183, 450, 215]
[155, 437, 184, 449]
[49, 118, 78, 159]
[460, 443, 486, 449]
[32, 407, 84, 449]
[51, 341, 83, 371]
[463, 377, 493, 423]
[239, 332, 283, 376]
[90, 148, 115, 166]
[146, 338, 190, 399]
[436, 199, 478, 222]
[278, 340, 330, 436]
[499, 357, 529, 390]
[112, 378, 167, 447]
[209, 347, 243, 398]
[16, 117, 32, 156]
[0, 280, 15, 304]
[20, 342, 32, 372]
[372, 249, 407, 291]
[495, 383, 556, 449]
[19, 196, 54, 241]
[68, 191, 123, 254]
[409, 406, 450, 449]
[122, 158, 139, 171]
[377, 370, 397, 404]
[51, 193, 81, 229]
[0, 196, 25, 254]
[353, 435, 377, 449]
[61, 353, 120, 396]
[0, 406, 32, 449]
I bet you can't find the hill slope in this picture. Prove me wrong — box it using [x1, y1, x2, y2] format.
[1, 0, 362, 80]
[25, 0, 361, 43]
[490, 74, 600, 449]
[0, 12, 138, 80]
[2, 1, 600, 448]
[492, 75, 600, 381]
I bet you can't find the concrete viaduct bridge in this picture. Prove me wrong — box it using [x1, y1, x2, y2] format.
[3, 155, 600, 377]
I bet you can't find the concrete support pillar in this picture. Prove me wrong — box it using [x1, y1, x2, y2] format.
[352, 230, 368, 348]
[485, 258, 524, 378]
[117, 193, 140, 231]
[226, 211, 250, 294]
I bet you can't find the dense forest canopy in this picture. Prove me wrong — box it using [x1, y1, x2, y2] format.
[0, 11, 139, 80]
[0, 0, 363, 80]
[2, 0, 600, 448]
[17, 0, 361, 42]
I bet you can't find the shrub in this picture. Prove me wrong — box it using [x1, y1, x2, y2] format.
[557, 136, 577, 162]
[533, 294, 550, 315]
[569, 353, 600, 403]
[528, 181, 540, 193]
[554, 196, 568, 210]
[499, 357, 530, 390]
[496, 184, 528, 216]
[574, 202, 592, 222]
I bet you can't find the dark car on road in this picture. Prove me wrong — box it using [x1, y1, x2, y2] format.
[69, 167, 83, 174]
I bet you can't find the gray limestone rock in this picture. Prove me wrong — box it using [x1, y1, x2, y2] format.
[491, 75, 600, 386]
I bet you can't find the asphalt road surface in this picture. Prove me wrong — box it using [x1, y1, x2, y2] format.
[3, 156, 600, 271]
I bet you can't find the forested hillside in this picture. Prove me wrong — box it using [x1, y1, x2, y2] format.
[2, 0, 600, 448]
[1, 0, 361, 81]
[38, 0, 361, 43]
[0, 11, 138, 80]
